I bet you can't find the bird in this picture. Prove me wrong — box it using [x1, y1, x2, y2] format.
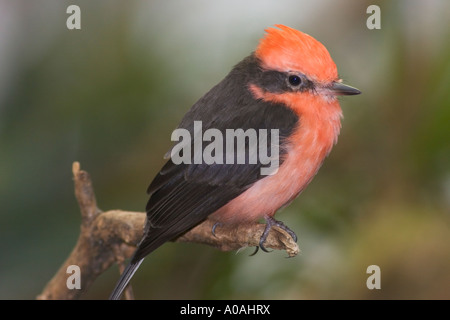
[109, 24, 361, 300]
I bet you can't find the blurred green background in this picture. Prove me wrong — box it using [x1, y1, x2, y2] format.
[0, 0, 449, 300]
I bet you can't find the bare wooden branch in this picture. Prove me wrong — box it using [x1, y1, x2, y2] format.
[36, 162, 299, 300]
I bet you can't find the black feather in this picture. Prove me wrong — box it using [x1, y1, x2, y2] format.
[110, 54, 299, 299]
[135, 54, 299, 261]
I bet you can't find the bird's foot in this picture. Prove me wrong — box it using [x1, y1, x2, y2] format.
[259, 216, 297, 253]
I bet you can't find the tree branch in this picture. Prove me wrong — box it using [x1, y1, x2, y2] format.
[36, 162, 299, 300]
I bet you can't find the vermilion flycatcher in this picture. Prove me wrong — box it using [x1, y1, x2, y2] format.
[110, 25, 360, 299]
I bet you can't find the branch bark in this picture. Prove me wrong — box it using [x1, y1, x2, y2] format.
[36, 162, 299, 300]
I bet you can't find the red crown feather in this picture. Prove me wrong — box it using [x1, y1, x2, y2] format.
[255, 25, 338, 82]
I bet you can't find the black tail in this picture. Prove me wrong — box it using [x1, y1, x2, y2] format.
[109, 258, 144, 300]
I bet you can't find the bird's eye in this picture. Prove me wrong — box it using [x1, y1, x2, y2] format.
[288, 75, 302, 86]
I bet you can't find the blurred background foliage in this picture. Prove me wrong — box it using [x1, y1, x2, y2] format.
[0, 0, 449, 299]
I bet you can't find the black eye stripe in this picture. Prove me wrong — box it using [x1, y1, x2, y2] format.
[251, 64, 313, 93]
[255, 71, 287, 92]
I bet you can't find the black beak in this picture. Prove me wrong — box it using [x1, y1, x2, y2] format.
[330, 82, 361, 96]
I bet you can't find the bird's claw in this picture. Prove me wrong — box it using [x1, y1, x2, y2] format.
[249, 246, 259, 256]
[211, 222, 222, 238]
[257, 216, 297, 254]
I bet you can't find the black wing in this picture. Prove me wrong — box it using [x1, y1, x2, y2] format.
[132, 55, 299, 262]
